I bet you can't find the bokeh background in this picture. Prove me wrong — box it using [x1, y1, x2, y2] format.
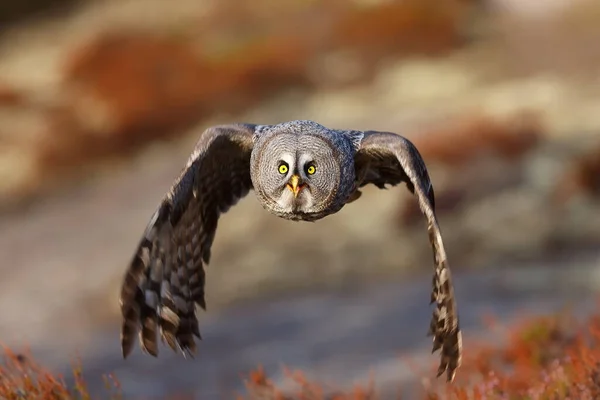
[2, 0, 600, 398]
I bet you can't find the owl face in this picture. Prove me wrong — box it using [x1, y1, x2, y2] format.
[251, 128, 353, 221]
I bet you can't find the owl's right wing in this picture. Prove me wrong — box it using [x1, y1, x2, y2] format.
[353, 130, 461, 382]
[119, 124, 259, 359]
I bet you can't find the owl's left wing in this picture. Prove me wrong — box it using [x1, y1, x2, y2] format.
[119, 124, 259, 359]
[353, 130, 462, 382]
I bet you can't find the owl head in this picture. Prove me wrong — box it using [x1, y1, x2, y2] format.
[250, 120, 359, 221]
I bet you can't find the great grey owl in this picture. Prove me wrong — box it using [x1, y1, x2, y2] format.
[119, 120, 462, 381]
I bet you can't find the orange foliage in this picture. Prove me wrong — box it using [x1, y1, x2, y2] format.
[0, 346, 121, 400]
[240, 308, 600, 399]
[240, 366, 377, 400]
[63, 33, 214, 139]
[35, 33, 214, 171]
[412, 110, 544, 169]
[3, 307, 600, 399]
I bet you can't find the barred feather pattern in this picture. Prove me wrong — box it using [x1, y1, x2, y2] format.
[119, 124, 256, 358]
[426, 220, 462, 381]
[354, 130, 462, 382]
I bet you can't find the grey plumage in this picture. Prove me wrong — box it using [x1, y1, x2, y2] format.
[119, 120, 462, 382]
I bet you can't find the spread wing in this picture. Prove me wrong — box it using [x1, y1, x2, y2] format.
[119, 124, 257, 358]
[354, 130, 462, 382]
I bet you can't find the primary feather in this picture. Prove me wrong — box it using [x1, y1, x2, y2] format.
[354, 130, 462, 381]
[120, 124, 255, 358]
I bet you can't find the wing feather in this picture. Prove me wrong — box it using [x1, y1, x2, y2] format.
[119, 124, 257, 358]
[354, 130, 462, 382]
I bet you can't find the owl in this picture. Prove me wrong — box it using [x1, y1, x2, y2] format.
[119, 120, 462, 381]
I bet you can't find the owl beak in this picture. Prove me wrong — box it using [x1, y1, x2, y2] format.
[287, 174, 305, 198]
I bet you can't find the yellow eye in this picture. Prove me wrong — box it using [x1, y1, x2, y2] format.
[306, 165, 316, 175]
[278, 163, 288, 174]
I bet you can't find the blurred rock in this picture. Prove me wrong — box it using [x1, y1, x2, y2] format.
[0, 83, 55, 208]
[0, 145, 41, 208]
[398, 110, 544, 227]
[400, 187, 467, 228]
[486, 0, 586, 18]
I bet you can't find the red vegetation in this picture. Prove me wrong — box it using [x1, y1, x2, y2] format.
[411, 111, 544, 169]
[4, 306, 600, 399]
[63, 33, 214, 139]
[239, 308, 600, 399]
[39, 33, 215, 170]
[331, 0, 469, 60]
[239, 366, 379, 400]
[0, 346, 121, 400]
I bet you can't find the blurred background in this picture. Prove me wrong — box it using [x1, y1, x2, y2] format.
[2, 0, 600, 398]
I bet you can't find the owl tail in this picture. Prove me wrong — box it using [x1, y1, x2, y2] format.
[119, 206, 203, 358]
